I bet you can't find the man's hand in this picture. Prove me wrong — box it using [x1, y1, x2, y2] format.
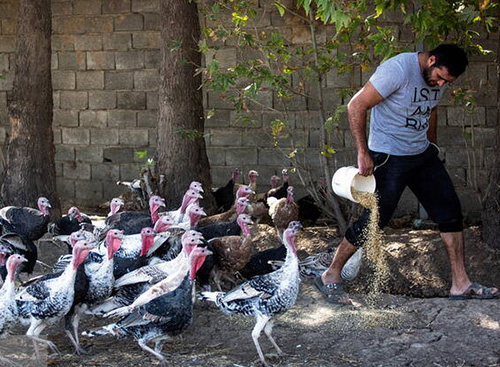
[357, 151, 374, 176]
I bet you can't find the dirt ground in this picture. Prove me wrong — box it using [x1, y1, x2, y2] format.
[2, 224, 500, 367]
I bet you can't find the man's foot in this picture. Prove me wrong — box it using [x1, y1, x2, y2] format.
[313, 276, 352, 305]
[449, 282, 498, 300]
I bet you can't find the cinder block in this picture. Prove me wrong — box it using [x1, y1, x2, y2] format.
[132, 32, 160, 49]
[258, 148, 291, 166]
[87, 51, 115, 70]
[137, 110, 157, 127]
[73, 0, 103, 15]
[209, 128, 242, 146]
[64, 162, 91, 179]
[52, 2, 72, 15]
[144, 50, 160, 68]
[53, 109, 79, 127]
[55, 144, 75, 161]
[103, 180, 128, 199]
[75, 180, 103, 200]
[148, 128, 157, 146]
[103, 33, 132, 51]
[89, 91, 116, 109]
[105, 71, 134, 90]
[115, 51, 144, 69]
[146, 91, 158, 109]
[134, 70, 159, 90]
[115, 14, 143, 31]
[53, 17, 85, 34]
[0, 54, 8, 72]
[108, 110, 136, 127]
[74, 35, 103, 51]
[60, 91, 88, 110]
[53, 128, 62, 144]
[52, 71, 76, 90]
[117, 91, 146, 109]
[1, 20, 16, 35]
[52, 35, 76, 52]
[144, 13, 159, 31]
[120, 163, 143, 180]
[56, 178, 75, 198]
[62, 128, 90, 144]
[0, 4, 15, 20]
[80, 110, 108, 128]
[131, 0, 159, 12]
[55, 162, 63, 177]
[92, 164, 120, 180]
[206, 147, 225, 166]
[77, 71, 105, 90]
[230, 111, 262, 128]
[0, 73, 14, 90]
[103, 0, 131, 14]
[58, 52, 86, 70]
[52, 53, 58, 70]
[104, 147, 134, 163]
[53, 92, 61, 109]
[76, 146, 104, 162]
[241, 131, 272, 147]
[91, 128, 119, 145]
[226, 148, 258, 166]
[205, 109, 231, 128]
[86, 17, 114, 32]
[119, 128, 149, 146]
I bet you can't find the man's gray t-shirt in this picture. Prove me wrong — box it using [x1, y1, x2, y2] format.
[368, 52, 446, 156]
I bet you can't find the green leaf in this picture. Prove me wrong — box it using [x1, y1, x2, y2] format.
[274, 1, 286, 17]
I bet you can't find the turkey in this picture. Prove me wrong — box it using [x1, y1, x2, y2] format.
[200, 221, 302, 367]
[266, 168, 290, 200]
[15, 240, 94, 360]
[83, 246, 212, 366]
[196, 197, 250, 228]
[213, 167, 241, 212]
[105, 195, 166, 235]
[0, 244, 12, 282]
[209, 213, 254, 290]
[268, 247, 363, 282]
[0, 197, 52, 241]
[0, 254, 27, 336]
[53, 229, 124, 354]
[108, 197, 125, 217]
[267, 186, 299, 236]
[162, 187, 203, 224]
[112, 227, 166, 279]
[0, 233, 38, 280]
[114, 230, 203, 288]
[90, 231, 203, 316]
[48, 206, 93, 237]
[153, 214, 176, 233]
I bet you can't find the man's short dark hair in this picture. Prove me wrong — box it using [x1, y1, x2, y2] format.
[429, 44, 468, 77]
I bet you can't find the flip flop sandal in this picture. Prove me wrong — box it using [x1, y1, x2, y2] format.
[313, 277, 352, 305]
[449, 282, 498, 300]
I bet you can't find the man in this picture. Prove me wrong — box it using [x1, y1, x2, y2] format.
[315, 44, 498, 304]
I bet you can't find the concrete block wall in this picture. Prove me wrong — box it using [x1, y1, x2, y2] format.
[0, 0, 498, 222]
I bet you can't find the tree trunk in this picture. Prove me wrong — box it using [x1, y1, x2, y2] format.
[481, 40, 500, 249]
[1, 0, 60, 215]
[156, 0, 215, 212]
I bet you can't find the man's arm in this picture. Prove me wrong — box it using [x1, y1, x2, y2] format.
[427, 107, 438, 144]
[347, 81, 384, 176]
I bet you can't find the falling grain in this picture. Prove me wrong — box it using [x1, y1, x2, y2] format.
[352, 190, 389, 295]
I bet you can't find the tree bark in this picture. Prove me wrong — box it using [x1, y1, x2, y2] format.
[1, 0, 60, 215]
[156, 0, 215, 212]
[481, 38, 500, 249]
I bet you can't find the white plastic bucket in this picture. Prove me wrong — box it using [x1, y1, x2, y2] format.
[331, 166, 376, 202]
